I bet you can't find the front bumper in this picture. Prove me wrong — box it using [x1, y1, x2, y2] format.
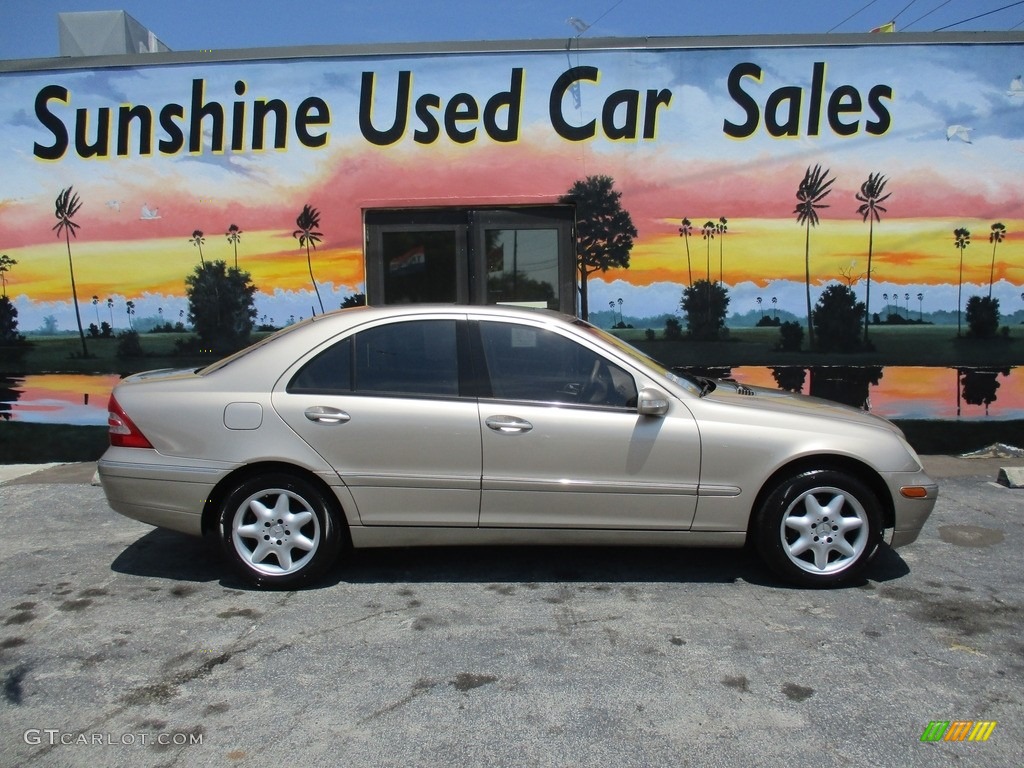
[883, 469, 939, 548]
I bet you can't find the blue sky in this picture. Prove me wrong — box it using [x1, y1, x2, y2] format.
[3, 0, 1024, 60]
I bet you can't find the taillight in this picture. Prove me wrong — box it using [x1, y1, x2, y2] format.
[107, 393, 154, 449]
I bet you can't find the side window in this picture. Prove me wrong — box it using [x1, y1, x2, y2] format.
[354, 319, 459, 396]
[479, 321, 637, 408]
[288, 337, 353, 394]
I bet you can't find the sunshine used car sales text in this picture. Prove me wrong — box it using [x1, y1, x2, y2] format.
[32, 62, 894, 160]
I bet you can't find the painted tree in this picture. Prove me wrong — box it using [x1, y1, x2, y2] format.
[125, 300, 135, 330]
[855, 172, 890, 343]
[0, 255, 25, 358]
[793, 164, 835, 350]
[52, 186, 88, 357]
[186, 261, 258, 353]
[91, 295, 100, 325]
[988, 222, 1006, 299]
[716, 216, 728, 285]
[559, 175, 636, 320]
[812, 283, 865, 353]
[293, 204, 325, 314]
[700, 221, 715, 325]
[953, 227, 971, 336]
[0, 254, 16, 298]
[190, 229, 207, 267]
[701, 220, 715, 281]
[226, 223, 242, 268]
[106, 297, 114, 328]
[678, 218, 693, 286]
[681, 279, 730, 341]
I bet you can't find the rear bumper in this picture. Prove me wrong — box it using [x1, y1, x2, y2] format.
[98, 448, 232, 537]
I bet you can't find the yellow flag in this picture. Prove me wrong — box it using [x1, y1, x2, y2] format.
[870, 21, 896, 33]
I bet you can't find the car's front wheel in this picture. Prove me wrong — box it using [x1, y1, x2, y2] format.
[755, 469, 882, 587]
[219, 473, 342, 588]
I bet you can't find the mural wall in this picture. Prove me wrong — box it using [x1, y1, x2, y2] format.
[1, 35, 1022, 364]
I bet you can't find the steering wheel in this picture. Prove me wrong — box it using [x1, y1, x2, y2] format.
[580, 358, 611, 404]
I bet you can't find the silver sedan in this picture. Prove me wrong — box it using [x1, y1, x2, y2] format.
[98, 305, 937, 588]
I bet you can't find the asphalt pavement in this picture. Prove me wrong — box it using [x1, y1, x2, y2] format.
[1, 456, 1022, 767]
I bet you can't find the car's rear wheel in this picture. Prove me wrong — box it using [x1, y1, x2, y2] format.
[755, 469, 882, 587]
[219, 472, 342, 588]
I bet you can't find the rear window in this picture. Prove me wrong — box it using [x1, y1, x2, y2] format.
[287, 319, 458, 397]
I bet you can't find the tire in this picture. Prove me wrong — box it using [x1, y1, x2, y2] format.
[755, 469, 882, 587]
[218, 472, 343, 588]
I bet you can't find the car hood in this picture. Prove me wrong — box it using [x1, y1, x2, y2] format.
[701, 378, 902, 435]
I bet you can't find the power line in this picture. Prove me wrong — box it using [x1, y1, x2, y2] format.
[903, 0, 955, 31]
[892, 0, 922, 22]
[827, 0, 883, 33]
[934, 0, 1024, 30]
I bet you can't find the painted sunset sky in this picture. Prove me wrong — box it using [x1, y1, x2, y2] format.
[1, 39, 1022, 330]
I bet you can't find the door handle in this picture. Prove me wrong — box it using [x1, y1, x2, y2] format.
[304, 406, 351, 424]
[485, 415, 533, 434]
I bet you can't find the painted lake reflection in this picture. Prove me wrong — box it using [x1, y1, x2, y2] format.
[0, 367, 1021, 425]
[0, 374, 122, 425]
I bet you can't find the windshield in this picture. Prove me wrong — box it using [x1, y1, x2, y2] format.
[571, 320, 704, 396]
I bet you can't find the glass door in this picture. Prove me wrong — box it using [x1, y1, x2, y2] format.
[366, 206, 575, 314]
[472, 208, 574, 312]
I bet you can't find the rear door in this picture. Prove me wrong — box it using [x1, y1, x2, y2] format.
[272, 313, 482, 526]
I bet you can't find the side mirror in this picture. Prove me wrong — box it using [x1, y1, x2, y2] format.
[637, 387, 670, 417]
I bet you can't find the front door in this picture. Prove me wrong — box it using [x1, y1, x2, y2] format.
[473, 318, 702, 530]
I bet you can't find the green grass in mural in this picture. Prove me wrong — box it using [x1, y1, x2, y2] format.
[0, 332, 270, 375]
[892, 420, 1024, 456]
[0, 422, 108, 463]
[627, 324, 1024, 368]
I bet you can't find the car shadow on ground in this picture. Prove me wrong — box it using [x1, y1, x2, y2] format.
[110, 528, 910, 591]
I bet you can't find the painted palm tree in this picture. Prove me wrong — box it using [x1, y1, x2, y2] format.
[855, 172, 890, 343]
[678, 218, 693, 286]
[701, 221, 715, 281]
[125, 300, 135, 330]
[106, 297, 114, 327]
[52, 186, 88, 357]
[716, 216, 728, 285]
[293, 204, 325, 314]
[988, 222, 1006, 299]
[953, 227, 971, 336]
[771, 296, 777, 319]
[793, 164, 835, 350]
[756, 296, 763, 318]
[917, 292, 924, 321]
[0, 254, 16, 298]
[226, 223, 242, 268]
[617, 297, 623, 324]
[190, 230, 206, 267]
